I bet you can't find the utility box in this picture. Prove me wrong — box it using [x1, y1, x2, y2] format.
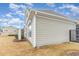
[18, 29, 21, 40]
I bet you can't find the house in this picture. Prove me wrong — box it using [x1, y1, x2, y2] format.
[24, 9, 76, 48]
[1, 26, 18, 36]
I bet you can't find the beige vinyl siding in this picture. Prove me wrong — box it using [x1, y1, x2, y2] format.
[36, 15, 76, 47]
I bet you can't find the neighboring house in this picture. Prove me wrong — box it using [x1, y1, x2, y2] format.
[24, 9, 76, 48]
[1, 26, 18, 36]
[0, 27, 3, 35]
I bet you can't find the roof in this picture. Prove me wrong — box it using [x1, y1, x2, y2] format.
[39, 10, 67, 18]
[26, 8, 76, 24]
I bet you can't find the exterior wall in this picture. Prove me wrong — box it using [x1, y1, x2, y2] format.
[36, 15, 76, 47]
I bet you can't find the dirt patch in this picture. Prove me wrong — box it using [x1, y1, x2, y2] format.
[0, 36, 79, 56]
[63, 49, 79, 56]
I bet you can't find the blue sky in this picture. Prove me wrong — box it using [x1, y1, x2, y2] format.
[0, 3, 79, 29]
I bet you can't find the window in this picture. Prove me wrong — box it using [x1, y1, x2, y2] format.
[28, 25, 32, 37]
[28, 19, 32, 38]
[28, 30, 32, 38]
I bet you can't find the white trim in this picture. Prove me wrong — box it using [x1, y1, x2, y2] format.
[33, 14, 36, 48]
[29, 8, 76, 23]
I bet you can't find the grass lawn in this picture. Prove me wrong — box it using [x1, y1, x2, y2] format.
[0, 36, 79, 56]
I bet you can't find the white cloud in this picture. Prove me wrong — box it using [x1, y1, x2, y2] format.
[0, 19, 8, 23]
[56, 4, 79, 20]
[8, 18, 24, 28]
[46, 3, 56, 8]
[9, 3, 26, 16]
[26, 3, 33, 6]
[0, 19, 2, 22]
[8, 18, 23, 25]
[25, 3, 33, 8]
[58, 4, 75, 9]
[2, 23, 9, 27]
[16, 11, 24, 16]
[6, 13, 13, 17]
[9, 3, 27, 10]
[71, 6, 79, 13]
[9, 3, 20, 10]
[0, 18, 10, 27]
[58, 4, 79, 13]
[1, 4, 27, 28]
[0, 17, 24, 28]
[20, 4, 26, 9]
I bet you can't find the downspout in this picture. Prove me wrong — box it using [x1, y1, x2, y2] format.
[33, 11, 37, 48]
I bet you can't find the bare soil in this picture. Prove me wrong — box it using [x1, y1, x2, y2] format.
[0, 36, 79, 56]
